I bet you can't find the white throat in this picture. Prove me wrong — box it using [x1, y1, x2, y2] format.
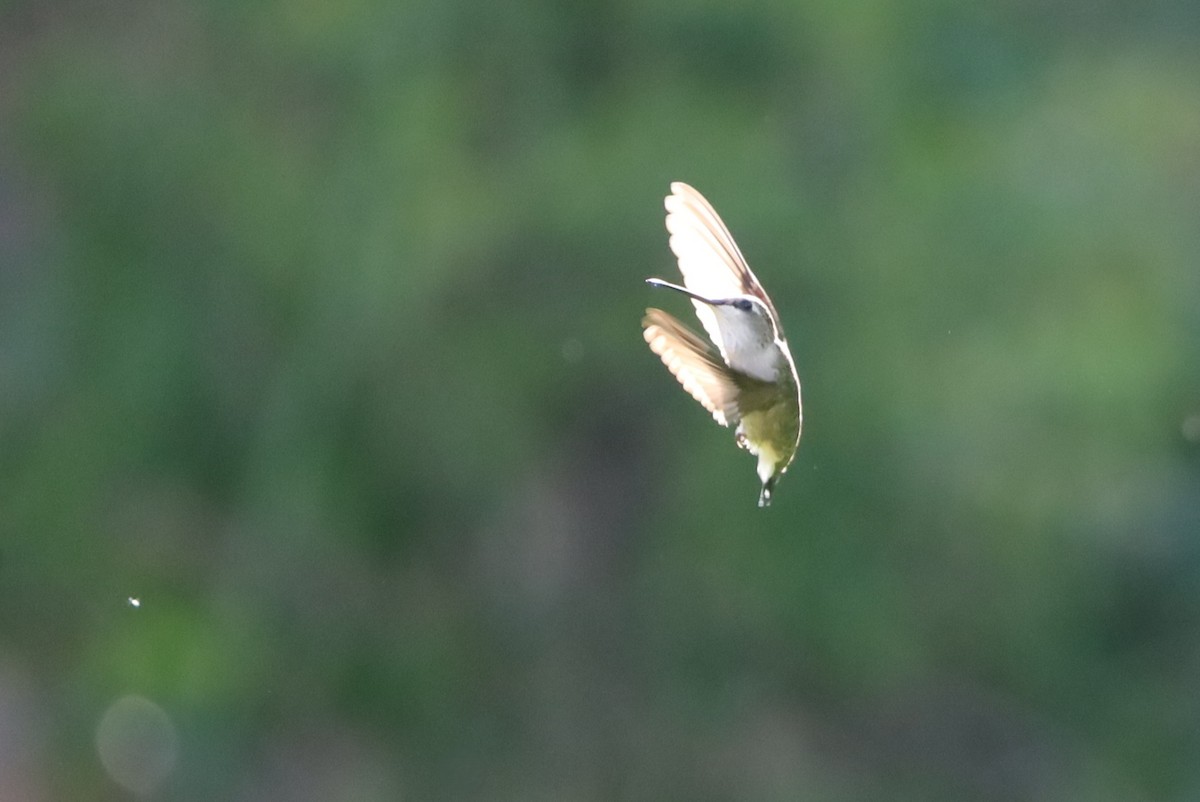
[710, 305, 782, 382]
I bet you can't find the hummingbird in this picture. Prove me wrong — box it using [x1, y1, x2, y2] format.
[642, 182, 802, 507]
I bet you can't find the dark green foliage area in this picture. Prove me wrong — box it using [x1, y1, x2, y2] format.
[3, 1, 1200, 799]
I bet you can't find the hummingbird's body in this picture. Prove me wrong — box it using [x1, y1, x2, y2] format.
[642, 182, 802, 507]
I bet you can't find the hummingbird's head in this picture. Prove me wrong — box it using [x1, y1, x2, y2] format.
[710, 294, 778, 338]
[645, 279, 781, 342]
[725, 296, 767, 314]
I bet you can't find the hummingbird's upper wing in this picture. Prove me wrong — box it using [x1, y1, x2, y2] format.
[664, 182, 780, 358]
[642, 308, 741, 427]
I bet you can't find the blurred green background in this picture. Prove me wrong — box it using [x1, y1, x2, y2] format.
[3, 0, 1200, 799]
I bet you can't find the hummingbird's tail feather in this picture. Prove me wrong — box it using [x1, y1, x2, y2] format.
[758, 476, 776, 507]
[643, 308, 741, 427]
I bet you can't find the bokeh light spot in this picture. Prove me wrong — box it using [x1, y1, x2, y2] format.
[95, 695, 178, 795]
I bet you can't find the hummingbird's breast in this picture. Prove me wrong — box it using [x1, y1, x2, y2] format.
[726, 340, 786, 382]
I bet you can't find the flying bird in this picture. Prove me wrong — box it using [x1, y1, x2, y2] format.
[643, 182, 802, 507]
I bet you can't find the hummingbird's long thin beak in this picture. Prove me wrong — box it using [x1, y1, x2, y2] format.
[645, 278, 725, 306]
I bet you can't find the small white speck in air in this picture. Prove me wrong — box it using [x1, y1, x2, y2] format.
[127, 597, 141, 608]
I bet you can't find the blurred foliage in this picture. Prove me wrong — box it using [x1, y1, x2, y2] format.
[2, 0, 1200, 799]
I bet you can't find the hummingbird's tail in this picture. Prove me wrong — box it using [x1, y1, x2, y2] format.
[757, 476, 776, 507]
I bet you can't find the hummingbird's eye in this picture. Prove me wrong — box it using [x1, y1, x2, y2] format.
[733, 299, 753, 312]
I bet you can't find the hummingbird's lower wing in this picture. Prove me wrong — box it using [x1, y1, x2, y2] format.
[643, 308, 741, 427]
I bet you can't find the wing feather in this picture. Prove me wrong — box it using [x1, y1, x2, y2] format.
[664, 183, 779, 357]
[642, 308, 741, 426]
